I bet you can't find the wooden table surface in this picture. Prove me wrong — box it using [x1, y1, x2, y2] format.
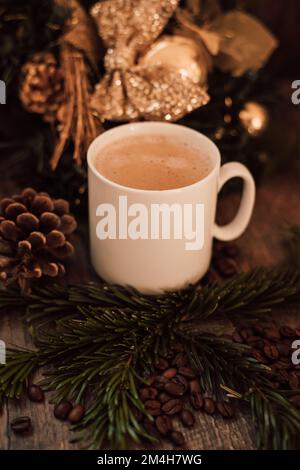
[0, 163, 300, 450]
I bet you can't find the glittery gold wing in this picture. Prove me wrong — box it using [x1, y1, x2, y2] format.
[92, 66, 209, 121]
[91, 0, 180, 50]
[90, 0, 209, 122]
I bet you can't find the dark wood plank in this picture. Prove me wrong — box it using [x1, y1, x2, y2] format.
[1, 167, 299, 450]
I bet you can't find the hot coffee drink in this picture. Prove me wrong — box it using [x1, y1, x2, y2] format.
[94, 134, 212, 190]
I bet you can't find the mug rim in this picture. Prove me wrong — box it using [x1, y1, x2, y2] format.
[87, 122, 221, 194]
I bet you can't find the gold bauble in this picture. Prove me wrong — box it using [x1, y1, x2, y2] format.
[239, 101, 269, 137]
[139, 35, 209, 86]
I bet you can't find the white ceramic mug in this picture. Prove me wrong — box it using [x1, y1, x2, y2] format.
[88, 122, 255, 293]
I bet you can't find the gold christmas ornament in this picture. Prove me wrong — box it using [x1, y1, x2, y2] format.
[90, 0, 209, 122]
[20, 53, 64, 123]
[139, 35, 208, 85]
[239, 101, 269, 137]
[212, 11, 278, 77]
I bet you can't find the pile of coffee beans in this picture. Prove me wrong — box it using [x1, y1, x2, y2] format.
[136, 343, 235, 447]
[232, 321, 300, 405]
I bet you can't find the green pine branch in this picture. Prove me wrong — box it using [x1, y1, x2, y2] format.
[1, 229, 300, 449]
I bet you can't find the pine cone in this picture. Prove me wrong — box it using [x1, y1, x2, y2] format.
[0, 188, 77, 293]
[19, 52, 64, 123]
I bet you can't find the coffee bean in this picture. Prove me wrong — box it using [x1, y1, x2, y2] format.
[251, 349, 269, 364]
[155, 358, 169, 371]
[289, 374, 300, 390]
[189, 379, 201, 393]
[172, 353, 188, 368]
[246, 336, 265, 350]
[164, 379, 185, 397]
[54, 401, 73, 420]
[263, 344, 279, 360]
[162, 368, 177, 379]
[216, 402, 235, 419]
[263, 327, 280, 341]
[143, 419, 161, 439]
[277, 342, 291, 358]
[144, 400, 161, 416]
[274, 358, 291, 370]
[170, 431, 185, 447]
[161, 399, 183, 415]
[68, 404, 85, 424]
[158, 392, 172, 404]
[175, 375, 188, 392]
[279, 325, 296, 338]
[232, 331, 244, 344]
[178, 367, 196, 379]
[239, 327, 254, 341]
[180, 409, 195, 427]
[203, 397, 216, 414]
[11, 416, 32, 434]
[139, 387, 158, 401]
[27, 384, 44, 403]
[154, 375, 169, 390]
[289, 395, 300, 408]
[155, 415, 173, 436]
[190, 391, 204, 410]
[214, 257, 237, 278]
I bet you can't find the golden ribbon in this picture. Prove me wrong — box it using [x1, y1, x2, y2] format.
[90, 0, 209, 122]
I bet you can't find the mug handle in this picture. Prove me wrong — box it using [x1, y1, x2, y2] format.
[213, 162, 256, 241]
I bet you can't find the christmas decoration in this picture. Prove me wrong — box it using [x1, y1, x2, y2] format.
[211, 10, 278, 77]
[139, 35, 210, 85]
[176, 7, 278, 77]
[0, 187, 77, 293]
[239, 101, 270, 137]
[19, 52, 64, 123]
[50, 0, 102, 169]
[90, 0, 209, 122]
[0, 0, 68, 96]
[3, 0, 280, 195]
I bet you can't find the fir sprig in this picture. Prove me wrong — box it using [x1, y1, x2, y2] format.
[0, 350, 40, 399]
[1, 268, 299, 324]
[1, 266, 300, 448]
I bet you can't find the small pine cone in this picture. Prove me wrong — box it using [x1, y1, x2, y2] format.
[0, 188, 77, 293]
[19, 53, 65, 123]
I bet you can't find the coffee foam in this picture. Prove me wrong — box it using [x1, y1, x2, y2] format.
[95, 134, 212, 190]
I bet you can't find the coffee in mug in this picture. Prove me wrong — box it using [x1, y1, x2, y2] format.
[94, 135, 212, 191]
